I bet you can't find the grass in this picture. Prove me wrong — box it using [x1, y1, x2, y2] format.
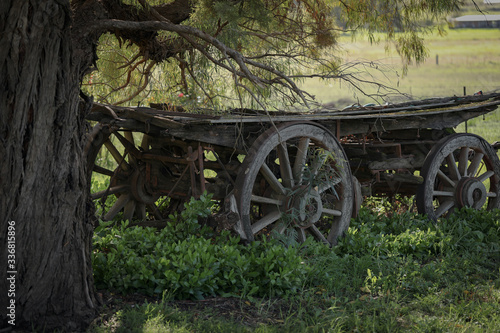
[303, 27, 500, 106]
[88, 207, 500, 332]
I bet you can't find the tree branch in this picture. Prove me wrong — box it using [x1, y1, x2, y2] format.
[91, 19, 311, 106]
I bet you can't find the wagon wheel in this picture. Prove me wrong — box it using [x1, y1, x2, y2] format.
[234, 122, 354, 246]
[416, 133, 500, 220]
[87, 125, 161, 221]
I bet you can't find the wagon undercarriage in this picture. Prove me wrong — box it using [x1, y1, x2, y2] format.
[85, 92, 500, 246]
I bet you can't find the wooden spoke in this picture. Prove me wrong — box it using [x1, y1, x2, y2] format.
[458, 146, 469, 177]
[322, 207, 342, 217]
[437, 169, 456, 188]
[435, 200, 455, 218]
[141, 134, 150, 151]
[446, 152, 460, 181]
[123, 199, 136, 222]
[277, 141, 294, 188]
[91, 185, 129, 200]
[260, 163, 286, 196]
[317, 177, 342, 194]
[467, 152, 484, 177]
[478, 170, 495, 182]
[103, 194, 131, 221]
[250, 195, 283, 206]
[432, 190, 454, 197]
[136, 203, 147, 220]
[308, 225, 330, 245]
[88, 126, 165, 223]
[273, 222, 287, 235]
[104, 140, 129, 171]
[251, 210, 282, 234]
[93, 165, 115, 177]
[124, 131, 135, 145]
[124, 131, 136, 164]
[292, 137, 310, 184]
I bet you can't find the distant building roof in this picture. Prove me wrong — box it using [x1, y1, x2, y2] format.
[452, 14, 500, 22]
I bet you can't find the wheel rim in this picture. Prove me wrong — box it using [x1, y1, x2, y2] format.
[88, 127, 160, 221]
[234, 122, 353, 246]
[417, 133, 500, 220]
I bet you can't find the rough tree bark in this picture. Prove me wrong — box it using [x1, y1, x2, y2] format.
[0, 0, 97, 330]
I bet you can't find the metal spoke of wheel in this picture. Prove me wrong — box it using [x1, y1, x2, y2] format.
[260, 163, 286, 196]
[251, 210, 282, 234]
[293, 137, 310, 184]
[458, 146, 470, 177]
[277, 141, 294, 188]
[251, 195, 283, 206]
[435, 200, 455, 218]
[467, 152, 484, 177]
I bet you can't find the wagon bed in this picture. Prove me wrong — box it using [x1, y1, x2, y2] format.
[86, 92, 500, 246]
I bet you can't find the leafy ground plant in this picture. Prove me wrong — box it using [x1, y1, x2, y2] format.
[91, 193, 500, 332]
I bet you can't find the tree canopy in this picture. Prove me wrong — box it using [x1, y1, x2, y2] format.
[78, 0, 462, 109]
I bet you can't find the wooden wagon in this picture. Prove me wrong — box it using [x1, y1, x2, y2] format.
[85, 92, 500, 246]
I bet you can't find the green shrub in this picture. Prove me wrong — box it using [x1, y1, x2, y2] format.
[93, 193, 500, 306]
[92, 193, 310, 299]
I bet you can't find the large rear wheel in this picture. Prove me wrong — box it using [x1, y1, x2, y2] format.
[233, 122, 354, 246]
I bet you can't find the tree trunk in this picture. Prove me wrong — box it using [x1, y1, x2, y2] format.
[0, 0, 97, 330]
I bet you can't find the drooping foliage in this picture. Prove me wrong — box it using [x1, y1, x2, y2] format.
[79, 0, 463, 109]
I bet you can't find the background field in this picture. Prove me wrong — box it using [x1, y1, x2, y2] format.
[301, 27, 500, 146]
[303, 28, 500, 105]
